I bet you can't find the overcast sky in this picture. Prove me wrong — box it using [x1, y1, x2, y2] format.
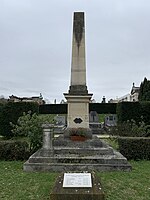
[0, 0, 150, 103]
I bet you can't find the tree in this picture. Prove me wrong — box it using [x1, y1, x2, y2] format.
[138, 77, 150, 101]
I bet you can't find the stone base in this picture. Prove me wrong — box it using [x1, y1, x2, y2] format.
[64, 93, 92, 129]
[50, 173, 105, 200]
[63, 128, 92, 139]
[23, 136, 132, 172]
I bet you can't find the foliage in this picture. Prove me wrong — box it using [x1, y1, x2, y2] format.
[11, 112, 55, 152]
[0, 102, 39, 138]
[109, 119, 150, 137]
[64, 127, 92, 139]
[39, 103, 117, 114]
[11, 112, 41, 152]
[117, 101, 150, 125]
[39, 104, 67, 114]
[69, 128, 88, 137]
[0, 161, 150, 200]
[0, 140, 30, 160]
[140, 101, 150, 125]
[138, 77, 150, 101]
[102, 137, 119, 150]
[89, 103, 117, 114]
[118, 137, 150, 160]
[117, 102, 141, 123]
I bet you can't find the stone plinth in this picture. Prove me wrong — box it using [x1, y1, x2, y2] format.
[23, 136, 132, 172]
[50, 173, 105, 200]
[64, 94, 92, 129]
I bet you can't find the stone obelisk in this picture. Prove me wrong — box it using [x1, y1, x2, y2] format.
[64, 12, 92, 132]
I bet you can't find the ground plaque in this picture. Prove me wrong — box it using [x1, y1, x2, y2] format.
[63, 173, 92, 188]
[50, 173, 105, 200]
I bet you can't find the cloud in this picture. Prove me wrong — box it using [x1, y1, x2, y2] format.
[0, 0, 150, 102]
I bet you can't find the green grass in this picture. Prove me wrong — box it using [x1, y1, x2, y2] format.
[98, 161, 150, 200]
[0, 161, 149, 200]
[0, 161, 57, 200]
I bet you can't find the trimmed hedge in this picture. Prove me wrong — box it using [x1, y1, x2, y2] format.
[39, 103, 117, 114]
[140, 101, 150, 125]
[0, 102, 39, 138]
[0, 140, 30, 160]
[39, 104, 67, 114]
[117, 101, 150, 124]
[117, 102, 141, 123]
[89, 103, 117, 114]
[118, 137, 150, 160]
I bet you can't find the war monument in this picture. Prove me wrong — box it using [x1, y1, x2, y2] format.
[24, 12, 131, 172]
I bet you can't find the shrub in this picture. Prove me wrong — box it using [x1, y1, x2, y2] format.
[117, 101, 150, 125]
[39, 103, 117, 114]
[64, 127, 92, 139]
[140, 101, 150, 125]
[0, 140, 30, 160]
[39, 104, 67, 114]
[109, 119, 150, 137]
[118, 137, 150, 160]
[0, 102, 39, 138]
[11, 112, 43, 153]
[89, 103, 117, 114]
[117, 102, 141, 123]
[11, 112, 55, 153]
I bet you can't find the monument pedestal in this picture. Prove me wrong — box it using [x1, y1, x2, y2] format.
[64, 94, 92, 128]
[23, 135, 132, 172]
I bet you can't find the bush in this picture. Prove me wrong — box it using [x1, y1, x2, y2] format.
[11, 112, 55, 153]
[39, 104, 67, 114]
[89, 103, 117, 114]
[0, 140, 30, 160]
[109, 119, 150, 137]
[39, 103, 117, 114]
[118, 137, 150, 160]
[117, 102, 141, 123]
[0, 102, 39, 138]
[117, 101, 150, 125]
[11, 112, 43, 153]
[141, 101, 150, 125]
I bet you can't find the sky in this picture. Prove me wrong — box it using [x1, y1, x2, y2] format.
[0, 0, 150, 103]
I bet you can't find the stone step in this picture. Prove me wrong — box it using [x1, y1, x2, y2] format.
[28, 152, 128, 165]
[54, 147, 114, 156]
[24, 161, 132, 172]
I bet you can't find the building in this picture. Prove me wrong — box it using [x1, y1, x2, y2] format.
[108, 83, 140, 103]
[130, 83, 140, 101]
[9, 93, 45, 105]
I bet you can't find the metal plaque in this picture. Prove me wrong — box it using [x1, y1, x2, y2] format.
[63, 173, 92, 188]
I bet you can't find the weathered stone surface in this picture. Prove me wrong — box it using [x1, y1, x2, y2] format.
[23, 136, 132, 172]
[64, 12, 93, 129]
[50, 173, 105, 200]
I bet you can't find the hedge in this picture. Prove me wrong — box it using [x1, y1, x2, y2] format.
[0, 102, 39, 138]
[0, 140, 30, 160]
[39, 103, 117, 114]
[140, 101, 150, 125]
[117, 102, 141, 123]
[118, 137, 150, 160]
[89, 103, 117, 114]
[39, 104, 67, 114]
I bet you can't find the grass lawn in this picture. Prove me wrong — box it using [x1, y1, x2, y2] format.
[0, 161, 149, 200]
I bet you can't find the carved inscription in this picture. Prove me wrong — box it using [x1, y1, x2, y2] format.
[63, 173, 92, 188]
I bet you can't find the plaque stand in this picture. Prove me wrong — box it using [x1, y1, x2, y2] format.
[50, 173, 105, 200]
